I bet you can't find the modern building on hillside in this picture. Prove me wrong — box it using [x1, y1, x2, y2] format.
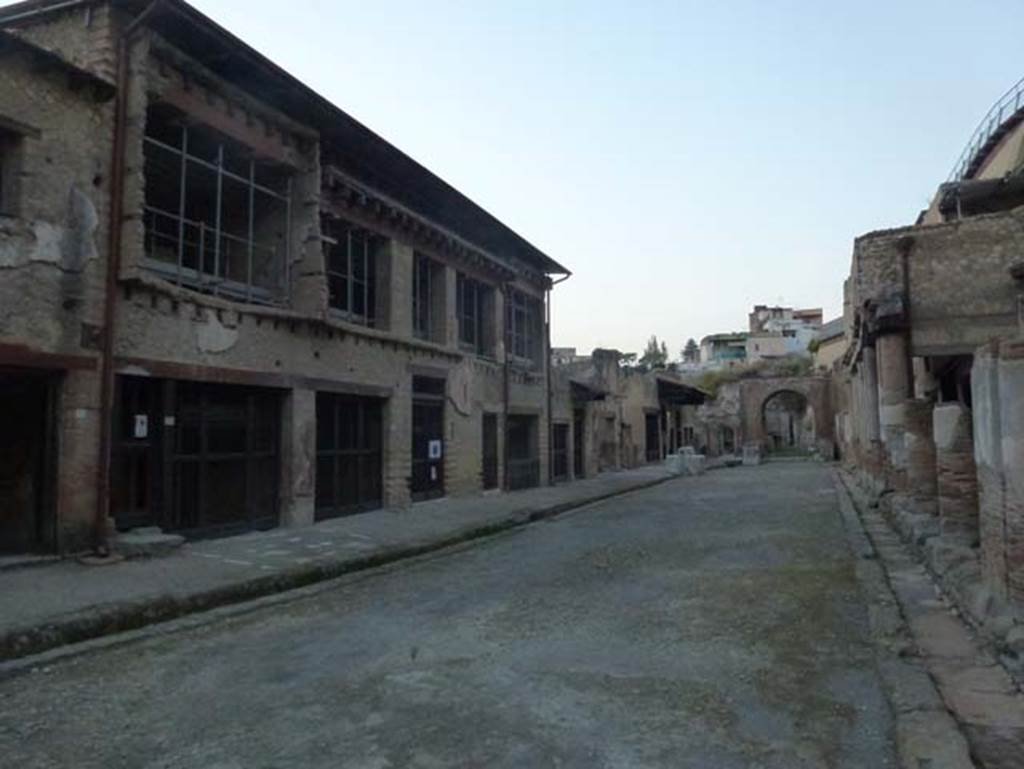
[746, 305, 823, 362]
[812, 318, 845, 372]
[0, 0, 569, 555]
[700, 333, 748, 368]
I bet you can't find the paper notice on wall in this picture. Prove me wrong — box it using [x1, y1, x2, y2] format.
[430, 466, 438, 482]
[134, 414, 149, 439]
[428, 440, 443, 460]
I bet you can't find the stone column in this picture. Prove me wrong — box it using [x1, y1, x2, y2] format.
[860, 344, 883, 484]
[933, 402, 980, 542]
[972, 344, 1007, 597]
[280, 387, 316, 528]
[904, 399, 938, 516]
[996, 339, 1024, 603]
[876, 334, 910, 490]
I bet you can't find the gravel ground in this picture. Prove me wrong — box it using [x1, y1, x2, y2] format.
[0, 463, 896, 768]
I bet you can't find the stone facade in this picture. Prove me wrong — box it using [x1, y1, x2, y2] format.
[0, 1, 568, 554]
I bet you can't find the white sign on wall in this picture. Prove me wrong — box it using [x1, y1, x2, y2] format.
[134, 414, 149, 439]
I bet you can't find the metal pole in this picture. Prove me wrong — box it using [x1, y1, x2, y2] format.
[247, 159, 255, 302]
[284, 176, 292, 303]
[213, 143, 223, 294]
[177, 125, 188, 287]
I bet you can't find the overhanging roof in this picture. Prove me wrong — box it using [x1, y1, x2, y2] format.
[656, 377, 708, 406]
[0, 0, 570, 277]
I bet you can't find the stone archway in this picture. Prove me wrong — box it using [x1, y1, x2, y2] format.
[762, 390, 815, 453]
[738, 377, 834, 455]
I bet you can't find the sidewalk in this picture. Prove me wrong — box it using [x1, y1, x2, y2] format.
[0, 466, 676, 662]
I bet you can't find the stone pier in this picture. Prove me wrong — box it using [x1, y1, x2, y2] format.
[904, 399, 938, 516]
[933, 403, 979, 542]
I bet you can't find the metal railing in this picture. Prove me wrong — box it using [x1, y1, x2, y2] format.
[949, 75, 1024, 182]
[143, 206, 285, 304]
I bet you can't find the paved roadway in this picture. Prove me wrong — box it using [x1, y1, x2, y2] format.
[0, 463, 896, 768]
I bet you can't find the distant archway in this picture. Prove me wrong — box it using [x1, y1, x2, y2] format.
[762, 390, 815, 453]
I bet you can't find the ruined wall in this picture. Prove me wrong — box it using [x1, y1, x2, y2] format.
[7, 3, 118, 82]
[852, 209, 1024, 356]
[0, 38, 115, 550]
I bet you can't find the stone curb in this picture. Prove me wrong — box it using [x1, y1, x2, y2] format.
[0, 475, 677, 663]
[832, 470, 978, 769]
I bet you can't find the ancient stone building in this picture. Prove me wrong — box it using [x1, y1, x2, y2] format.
[0, 0, 569, 554]
[550, 350, 707, 475]
[837, 74, 1024, 612]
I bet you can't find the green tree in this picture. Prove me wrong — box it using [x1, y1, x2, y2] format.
[682, 338, 699, 363]
[639, 335, 669, 370]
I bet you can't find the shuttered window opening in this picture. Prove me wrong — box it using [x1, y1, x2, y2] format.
[316, 394, 383, 520]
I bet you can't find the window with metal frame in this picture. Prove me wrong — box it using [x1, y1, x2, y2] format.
[413, 252, 439, 341]
[324, 218, 379, 326]
[506, 288, 542, 364]
[142, 103, 292, 304]
[551, 423, 569, 482]
[456, 272, 492, 356]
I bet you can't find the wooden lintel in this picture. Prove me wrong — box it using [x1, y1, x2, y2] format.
[0, 343, 98, 371]
[160, 86, 300, 168]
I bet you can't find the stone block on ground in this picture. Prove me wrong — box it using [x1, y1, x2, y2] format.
[111, 528, 186, 559]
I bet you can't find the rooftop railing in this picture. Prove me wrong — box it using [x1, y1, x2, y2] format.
[949, 75, 1024, 183]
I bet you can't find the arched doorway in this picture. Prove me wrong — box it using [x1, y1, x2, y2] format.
[762, 390, 815, 454]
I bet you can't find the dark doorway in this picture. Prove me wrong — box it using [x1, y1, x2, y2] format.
[573, 409, 585, 479]
[316, 394, 383, 520]
[0, 371, 55, 554]
[482, 413, 499, 490]
[411, 377, 445, 501]
[506, 414, 539, 490]
[645, 413, 661, 463]
[551, 423, 569, 483]
[112, 377, 281, 537]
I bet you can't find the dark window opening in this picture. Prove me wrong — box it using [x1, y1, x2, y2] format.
[0, 126, 22, 216]
[573, 409, 585, 479]
[0, 371, 56, 554]
[482, 413, 499, 490]
[506, 414, 539, 490]
[412, 377, 446, 501]
[324, 218, 381, 327]
[316, 394, 383, 519]
[506, 289, 543, 366]
[142, 103, 291, 304]
[551, 423, 569, 482]
[645, 413, 661, 463]
[457, 273, 494, 356]
[413, 252, 443, 342]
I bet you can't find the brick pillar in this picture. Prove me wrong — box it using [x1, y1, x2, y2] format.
[280, 387, 316, 528]
[383, 378, 412, 509]
[904, 399, 938, 516]
[933, 402, 980, 542]
[876, 333, 910, 490]
[59, 369, 103, 552]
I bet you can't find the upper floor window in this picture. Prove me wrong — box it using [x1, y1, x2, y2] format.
[0, 126, 22, 216]
[457, 273, 494, 356]
[413, 252, 443, 342]
[142, 104, 292, 304]
[324, 218, 381, 327]
[506, 288, 543, 365]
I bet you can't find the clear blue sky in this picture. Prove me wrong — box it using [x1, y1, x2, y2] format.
[17, 0, 1024, 355]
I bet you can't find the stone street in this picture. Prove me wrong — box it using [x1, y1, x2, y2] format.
[1, 464, 900, 768]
